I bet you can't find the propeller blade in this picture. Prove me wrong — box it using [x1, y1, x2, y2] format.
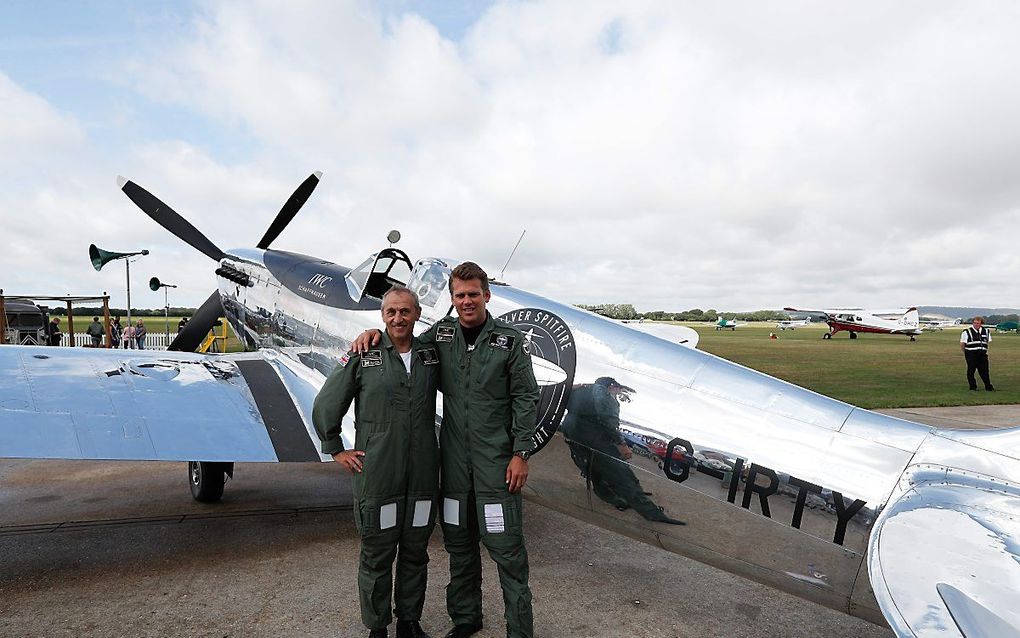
[168, 291, 223, 352]
[118, 176, 225, 262]
[257, 171, 322, 250]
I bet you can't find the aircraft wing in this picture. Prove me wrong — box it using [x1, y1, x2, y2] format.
[783, 306, 831, 318]
[868, 471, 1020, 637]
[0, 345, 330, 463]
[620, 322, 699, 348]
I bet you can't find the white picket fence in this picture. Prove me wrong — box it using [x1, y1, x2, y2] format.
[71, 332, 174, 350]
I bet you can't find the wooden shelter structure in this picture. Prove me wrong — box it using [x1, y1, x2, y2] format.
[0, 290, 113, 347]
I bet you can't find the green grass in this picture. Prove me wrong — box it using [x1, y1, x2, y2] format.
[674, 322, 1019, 409]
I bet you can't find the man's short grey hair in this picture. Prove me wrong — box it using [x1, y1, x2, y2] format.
[382, 285, 421, 310]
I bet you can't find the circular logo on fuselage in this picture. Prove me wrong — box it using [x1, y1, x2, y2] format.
[498, 307, 576, 453]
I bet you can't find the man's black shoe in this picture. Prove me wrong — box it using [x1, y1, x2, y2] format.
[396, 620, 430, 638]
[655, 514, 687, 526]
[969, 387, 978, 391]
[645, 507, 686, 525]
[443, 623, 483, 638]
[987, 386, 996, 391]
[369, 629, 387, 638]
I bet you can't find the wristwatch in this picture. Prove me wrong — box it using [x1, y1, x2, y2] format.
[514, 450, 531, 461]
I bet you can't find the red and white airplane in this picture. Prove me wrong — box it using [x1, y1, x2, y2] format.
[784, 306, 923, 340]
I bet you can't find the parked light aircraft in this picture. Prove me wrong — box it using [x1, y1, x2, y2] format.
[995, 321, 1020, 333]
[920, 318, 962, 331]
[784, 307, 923, 341]
[2, 173, 1019, 637]
[776, 318, 810, 330]
[714, 318, 742, 330]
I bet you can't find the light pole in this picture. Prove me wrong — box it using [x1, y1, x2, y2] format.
[149, 277, 178, 347]
[89, 244, 149, 332]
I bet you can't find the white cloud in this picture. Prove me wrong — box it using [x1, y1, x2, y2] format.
[5, 1, 1020, 313]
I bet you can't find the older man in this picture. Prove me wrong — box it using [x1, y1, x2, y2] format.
[313, 287, 440, 638]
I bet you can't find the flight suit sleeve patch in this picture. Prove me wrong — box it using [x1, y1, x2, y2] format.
[338, 352, 351, 368]
[417, 347, 440, 365]
[436, 326, 455, 342]
[489, 333, 516, 350]
[361, 350, 383, 367]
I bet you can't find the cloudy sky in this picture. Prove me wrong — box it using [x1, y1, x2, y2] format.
[3, 1, 1020, 312]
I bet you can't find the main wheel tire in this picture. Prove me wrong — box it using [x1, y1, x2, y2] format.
[823, 333, 832, 340]
[849, 332, 858, 339]
[189, 461, 228, 503]
[910, 336, 916, 342]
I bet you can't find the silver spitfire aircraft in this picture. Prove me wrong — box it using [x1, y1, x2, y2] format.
[1, 173, 1018, 638]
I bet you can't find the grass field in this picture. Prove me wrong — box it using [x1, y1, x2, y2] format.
[679, 321, 1019, 409]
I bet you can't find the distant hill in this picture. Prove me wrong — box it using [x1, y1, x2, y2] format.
[920, 306, 1020, 319]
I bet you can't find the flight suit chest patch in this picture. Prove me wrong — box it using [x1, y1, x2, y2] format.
[417, 348, 439, 365]
[361, 350, 383, 367]
[436, 326, 455, 343]
[489, 333, 515, 351]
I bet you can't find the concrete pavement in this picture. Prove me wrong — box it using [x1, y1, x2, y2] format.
[6, 404, 1020, 637]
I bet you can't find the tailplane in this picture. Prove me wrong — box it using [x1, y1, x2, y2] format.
[900, 307, 919, 328]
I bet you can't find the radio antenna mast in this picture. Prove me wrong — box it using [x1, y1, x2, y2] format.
[500, 229, 527, 280]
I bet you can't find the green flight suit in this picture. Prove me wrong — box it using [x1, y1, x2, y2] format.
[312, 332, 441, 631]
[561, 384, 663, 520]
[419, 313, 539, 638]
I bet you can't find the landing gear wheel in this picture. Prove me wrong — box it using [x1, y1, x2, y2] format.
[910, 336, 916, 342]
[189, 461, 232, 503]
[823, 333, 832, 340]
[849, 332, 858, 340]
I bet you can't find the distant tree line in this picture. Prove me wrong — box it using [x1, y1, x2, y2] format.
[577, 304, 791, 322]
[971, 314, 1020, 325]
[47, 307, 197, 317]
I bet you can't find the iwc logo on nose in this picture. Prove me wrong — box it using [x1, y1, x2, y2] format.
[307, 273, 332, 288]
[498, 308, 576, 453]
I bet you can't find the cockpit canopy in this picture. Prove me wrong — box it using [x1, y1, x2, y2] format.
[407, 257, 460, 323]
[345, 252, 460, 323]
[345, 248, 413, 301]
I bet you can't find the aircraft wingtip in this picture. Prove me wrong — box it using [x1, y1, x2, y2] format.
[116, 175, 128, 189]
[313, 170, 323, 179]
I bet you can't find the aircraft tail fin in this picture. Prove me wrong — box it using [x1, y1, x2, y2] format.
[900, 307, 919, 328]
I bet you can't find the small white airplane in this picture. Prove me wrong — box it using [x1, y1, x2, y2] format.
[920, 317, 962, 331]
[776, 319, 810, 330]
[784, 307, 923, 340]
[714, 318, 742, 331]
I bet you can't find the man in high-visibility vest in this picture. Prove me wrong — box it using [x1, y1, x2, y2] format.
[960, 316, 994, 391]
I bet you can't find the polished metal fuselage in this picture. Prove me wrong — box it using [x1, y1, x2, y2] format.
[215, 247, 1020, 626]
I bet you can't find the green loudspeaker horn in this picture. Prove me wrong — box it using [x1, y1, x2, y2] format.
[149, 277, 162, 291]
[89, 244, 149, 271]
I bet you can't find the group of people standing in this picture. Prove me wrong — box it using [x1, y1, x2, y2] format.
[45, 316, 149, 348]
[313, 262, 539, 638]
